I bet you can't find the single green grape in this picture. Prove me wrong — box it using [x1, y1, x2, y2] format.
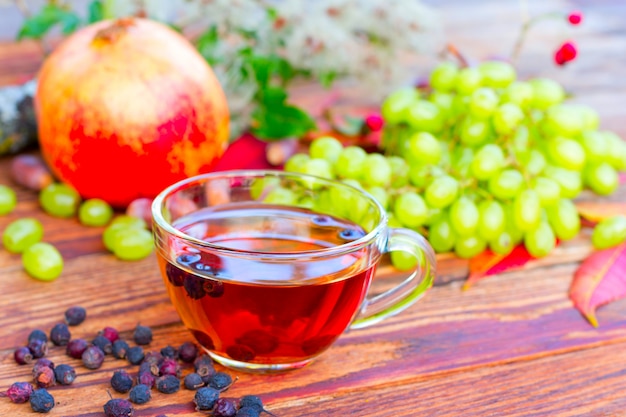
[489, 230, 516, 256]
[478, 61, 516, 88]
[393, 192, 428, 228]
[387, 156, 409, 188]
[250, 177, 280, 200]
[451, 95, 471, 117]
[531, 176, 561, 207]
[492, 103, 524, 135]
[471, 144, 505, 181]
[523, 150, 547, 176]
[529, 78, 565, 110]
[425, 176, 459, 209]
[301, 158, 334, 179]
[449, 196, 479, 237]
[390, 251, 418, 271]
[2, 217, 44, 253]
[406, 100, 444, 132]
[22, 242, 63, 281]
[455, 67, 483, 95]
[513, 189, 541, 231]
[542, 105, 585, 137]
[112, 228, 154, 261]
[366, 186, 389, 211]
[430, 62, 459, 92]
[264, 187, 298, 205]
[469, 88, 499, 119]
[309, 136, 344, 163]
[387, 212, 403, 228]
[335, 146, 367, 179]
[501, 81, 534, 108]
[460, 117, 491, 147]
[110, 215, 148, 230]
[284, 153, 310, 173]
[478, 200, 505, 241]
[408, 165, 431, 189]
[361, 154, 392, 187]
[511, 125, 530, 152]
[584, 162, 619, 196]
[381, 88, 418, 124]
[488, 169, 524, 200]
[425, 206, 444, 226]
[451, 147, 474, 178]
[103, 219, 147, 252]
[603, 131, 626, 171]
[578, 105, 600, 131]
[429, 216, 456, 253]
[79, 199, 114, 227]
[455, 235, 487, 259]
[40, 183, 81, 218]
[406, 132, 442, 165]
[0, 185, 17, 215]
[524, 221, 556, 258]
[579, 131, 609, 164]
[429, 92, 454, 116]
[546, 136, 586, 171]
[546, 199, 580, 241]
[503, 204, 525, 245]
[592, 216, 626, 250]
[543, 166, 582, 199]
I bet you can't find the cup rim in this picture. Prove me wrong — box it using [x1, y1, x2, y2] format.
[151, 169, 388, 260]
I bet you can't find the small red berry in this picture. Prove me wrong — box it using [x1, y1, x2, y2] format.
[364, 114, 384, 132]
[554, 41, 577, 66]
[568, 11, 582, 25]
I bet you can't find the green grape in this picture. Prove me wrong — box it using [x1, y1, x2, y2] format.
[546, 199, 580, 240]
[488, 169, 524, 200]
[361, 154, 392, 187]
[459, 117, 491, 146]
[103, 219, 147, 252]
[429, 216, 456, 253]
[425, 206, 444, 226]
[455, 67, 483, 95]
[112, 228, 154, 261]
[451, 147, 474, 178]
[603, 131, 626, 171]
[449, 196, 479, 236]
[110, 215, 147, 230]
[471, 144, 505, 180]
[390, 251, 418, 271]
[381, 88, 418, 124]
[592, 216, 626, 250]
[335, 146, 367, 179]
[79, 199, 114, 227]
[492, 103, 524, 135]
[430, 62, 459, 92]
[523, 149, 547, 176]
[544, 166, 582, 199]
[579, 131, 609, 164]
[513, 189, 541, 231]
[387, 212, 403, 228]
[22, 242, 63, 281]
[425, 176, 458, 209]
[2, 218, 44, 253]
[501, 81, 534, 108]
[429, 92, 454, 116]
[393, 192, 428, 228]
[0, 185, 17, 215]
[406, 100, 444, 132]
[542, 105, 585, 137]
[265, 187, 298, 205]
[250, 177, 280, 200]
[478, 200, 505, 241]
[408, 165, 430, 189]
[489, 230, 516, 256]
[469, 88, 499, 119]
[284, 153, 310, 173]
[455, 235, 487, 259]
[406, 132, 442, 165]
[546, 137, 586, 171]
[529, 78, 565, 110]
[387, 156, 409, 188]
[40, 183, 81, 218]
[578, 105, 600, 130]
[584, 162, 619, 196]
[512, 125, 530, 152]
[503, 204, 524, 245]
[451, 95, 471, 117]
[478, 61, 516, 88]
[366, 186, 389, 210]
[309, 136, 343, 163]
[531, 177, 561, 207]
[312, 190, 336, 217]
[524, 221, 556, 258]
[301, 158, 333, 179]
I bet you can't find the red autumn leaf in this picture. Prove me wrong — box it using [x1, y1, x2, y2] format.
[575, 201, 626, 224]
[464, 245, 535, 289]
[569, 243, 626, 327]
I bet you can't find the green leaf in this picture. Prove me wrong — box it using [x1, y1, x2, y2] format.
[87, 0, 105, 23]
[17, 4, 81, 40]
[251, 102, 316, 140]
[319, 71, 337, 89]
[259, 86, 288, 106]
[196, 25, 221, 65]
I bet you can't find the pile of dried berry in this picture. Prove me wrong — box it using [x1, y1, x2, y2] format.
[2, 305, 274, 416]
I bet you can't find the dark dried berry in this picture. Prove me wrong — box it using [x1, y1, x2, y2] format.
[236, 330, 279, 355]
[178, 341, 198, 363]
[103, 398, 134, 417]
[166, 262, 185, 287]
[28, 329, 48, 344]
[236, 407, 260, 417]
[30, 388, 54, 413]
[203, 278, 224, 297]
[226, 344, 255, 362]
[128, 384, 151, 405]
[82, 345, 105, 369]
[5, 382, 33, 403]
[158, 358, 180, 377]
[184, 372, 204, 390]
[207, 372, 233, 391]
[28, 339, 48, 359]
[239, 395, 265, 414]
[139, 361, 159, 376]
[14, 346, 33, 365]
[100, 326, 119, 343]
[193, 354, 216, 377]
[66, 338, 89, 359]
[33, 358, 55, 372]
[183, 275, 206, 299]
[92, 335, 113, 354]
[49, 323, 71, 346]
[137, 370, 156, 388]
[64, 306, 86, 326]
[194, 387, 220, 411]
[112, 339, 130, 359]
[53, 364, 76, 385]
[213, 398, 238, 417]
[160, 345, 177, 359]
[126, 346, 145, 365]
[33, 366, 55, 388]
[133, 325, 153, 345]
[142, 350, 162, 365]
[111, 370, 134, 393]
[155, 374, 180, 394]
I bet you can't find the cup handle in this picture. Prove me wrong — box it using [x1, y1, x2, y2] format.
[350, 227, 436, 330]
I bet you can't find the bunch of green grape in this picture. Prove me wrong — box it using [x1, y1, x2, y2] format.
[284, 60, 626, 259]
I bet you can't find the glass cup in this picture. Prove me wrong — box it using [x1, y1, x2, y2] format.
[152, 170, 435, 373]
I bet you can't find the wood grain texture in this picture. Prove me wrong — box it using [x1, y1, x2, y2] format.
[1, 0, 626, 416]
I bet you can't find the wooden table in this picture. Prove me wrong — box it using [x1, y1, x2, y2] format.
[2, 1, 626, 416]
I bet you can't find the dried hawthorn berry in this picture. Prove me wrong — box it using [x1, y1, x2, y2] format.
[28, 329, 48, 344]
[111, 339, 130, 359]
[142, 351, 162, 365]
[193, 354, 216, 377]
[33, 366, 55, 388]
[5, 382, 34, 403]
[183, 275, 206, 299]
[28, 339, 48, 359]
[226, 344, 255, 362]
[236, 407, 260, 417]
[49, 323, 71, 346]
[82, 345, 105, 369]
[14, 346, 33, 364]
[66, 338, 89, 359]
[207, 372, 233, 391]
[126, 346, 145, 365]
[137, 370, 156, 388]
[111, 370, 134, 393]
[64, 306, 86, 326]
[133, 324, 153, 345]
[191, 330, 215, 350]
[236, 330, 279, 355]
[33, 358, 55, 371]
[103, 398, 134, 417]
[213, 397, 238, 417]
[194, 387, 220, 411]
[160, 345, 177, 359]
[138, 361, 159, 376]
[239, 395, 265, 414]
[155, 374, 180, 394]
[202, 278, 224, 297]
[30, 388, 55, 413]
[184, 372, 204, 390]
[54, 364, 76, 385]
[178, 341, 198, 363]
[128, 384, 151, 405]
[158, 358, 180, 377]
[100, 326, 119, 342]
[93, 335, 113, 354]
[166, 263, 185, 287]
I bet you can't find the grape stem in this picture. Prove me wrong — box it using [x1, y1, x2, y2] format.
[445, 44, 470, 68]
[510, 8, 566, 64]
